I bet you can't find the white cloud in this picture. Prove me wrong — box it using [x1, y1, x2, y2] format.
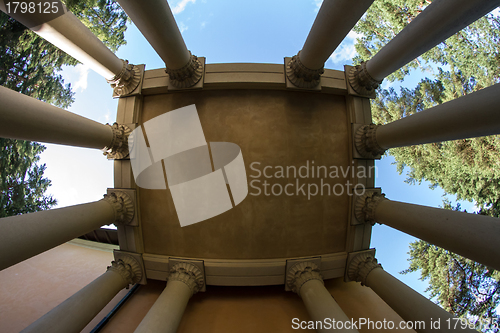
[200, 21, 206, 29]
[329, 30, 363, 65]
[314, 0, 322, 11]
[172, 0, 196, 15]
[73, 64, 90, 92]
[179, 22, 188, 33]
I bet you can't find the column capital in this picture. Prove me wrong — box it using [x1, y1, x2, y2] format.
[106, 59, 142, 97]
[286, 51, 324, 88]
[103, 123, 131, 159]
[347, 252, 382, 286]
[355, 192, 387, 224]
[102, 191, 135, 225]
[354, 124, 386, 159]
[348, 61, 383, 96]
[107, 258, 141, 285]
[165, 52, 203, 88]
[168, 262, 205, 296]
[286, 261, 323, 295]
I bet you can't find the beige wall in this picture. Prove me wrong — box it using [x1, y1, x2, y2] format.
[0, 240, 126, 333]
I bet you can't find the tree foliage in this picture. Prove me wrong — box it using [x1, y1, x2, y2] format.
[403, 203, 500, 332]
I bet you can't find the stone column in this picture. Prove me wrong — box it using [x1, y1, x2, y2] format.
[116, 0, 202, 88]
[355, 193, 500, 271]
[287, 262, 359, 333]
[354, 83, 500, 158]
[349, 0, 500, 94]
[22, 258, 142, 333]
[134, 262, 204, 333]
[0, 1, 140, 96]
[287, 0, 374, 88]
[347, 252, 478, 333]
[0, 192, 134, 271]
[0, 86, 130, 158]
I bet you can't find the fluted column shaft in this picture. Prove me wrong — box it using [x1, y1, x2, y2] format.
[300, 0, 374, 71]
[0, 85, 113, 149]
[134, 280, 191, 333]
[348, 253, 477, 333]
[359, 194, 500, 271]
[287, 262, 359, 333]
[115, 0, 190, 70]
[0, 192, 133, 271]
[365, 0, 500, 82]
[0, 1, 122, 80]
[134, 262, 204, 333]
[21, 260, 134, 333]
[376, 83, 500, 149]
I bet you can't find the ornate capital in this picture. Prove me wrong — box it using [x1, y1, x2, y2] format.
[168, 262, 205, 296]
[165, 52, 203, 88]
[102, 191, 135, 225]
[354, 124, 386, 159]
[347, 252, 382, 286]
[355, 192, 386, 224]
[107, 259, 140, 285]
[286, 261, 323, 295]
[106, 59, 141, 97]
[286, 51, 324, 88]
[348, 61, 383, 95]
[103, 123, 131, 159]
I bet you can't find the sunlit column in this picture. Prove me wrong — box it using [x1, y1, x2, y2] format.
[347, 252, 478, 333]
[287, 262, 359, 333]
[22, 258, 142, 333]
[0, 86, 130, 158]
[349, 0, 500, 94]
[354, 83, 500, 158]
[355, 193, 500, 271]
[116, 0, 203, 88]
[134, 262, 204, 333]
[0, 0, 140, 96]
[287, 0, 374, 88]
[0, 192, 134, 271]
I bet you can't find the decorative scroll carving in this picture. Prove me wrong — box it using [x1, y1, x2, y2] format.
[354, 124, 386, 159]
[286, 261, 323, 295]
[168, 262, 205, 296]
[165, 52, 203, 88]
[348, 61, 383, 96]
[103, 123, 131, 160]
[286, 51, 324, 88]
[354, 192, 386, 224]
[107, 259, 138, 285]
[102, 191, 135, 225]
[106, 59, 141, 97]
[347, 252, 382, 286]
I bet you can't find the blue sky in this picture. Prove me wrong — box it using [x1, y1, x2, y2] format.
[38, 0, 480, 300]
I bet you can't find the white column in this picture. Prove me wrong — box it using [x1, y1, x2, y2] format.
[0, 192, 134, 271]
[134, 262, 204, 333]
[354, 83, 500, 158]
[348, 252, 478, 333]
[355, 193, 500, 271]
[21, 258, 141, 333]
[116, 0, 202, 88]
[0, 1, 140, 96]
[287, 0, 374, 88]
[0, 86, 130, 158]
[349, 0, 500, 93]
[287, 262, 359, 333]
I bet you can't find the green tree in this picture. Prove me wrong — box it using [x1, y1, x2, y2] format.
[403, 203, 500, 333]
[0, 139, 56, 217]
